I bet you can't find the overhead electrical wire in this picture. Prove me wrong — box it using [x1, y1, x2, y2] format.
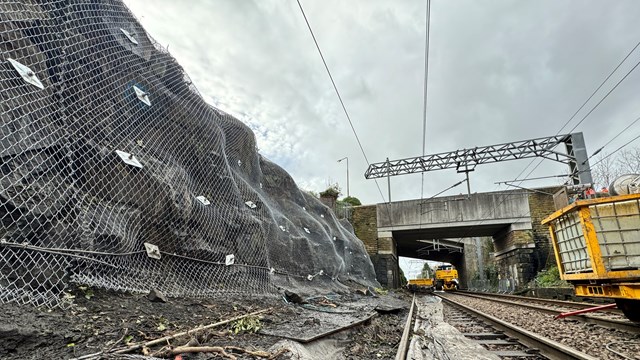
[501, 183, 555, 196]
[520, 52, 640, 181]
[420, 0, 432, 205]
[294, 0, 391, 205]
[295, 0, 369, 166]
[455, 39, 640, 245]
[567, 60, 640, 135]
[456, 124, 640, 266]
[495, 173, 570, 184]
[588, 132, 640, 168]
[457, 39, 640, 227]
[515, 40, 640, 184]
[583, 115, 640, 162]
[419, 0, 432, 229]
[421, 0, 432, 158]
[421, 178, 467, 203]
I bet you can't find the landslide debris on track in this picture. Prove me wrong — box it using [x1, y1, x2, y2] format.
[0, 287, 411, 359]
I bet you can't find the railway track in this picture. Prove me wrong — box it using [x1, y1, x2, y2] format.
[395, 294, 600, 360]
[440, 292, 640, 359]
[455, 291, 639, 333]
[458, 290, 622, 314]
[439, 294, 596, 360]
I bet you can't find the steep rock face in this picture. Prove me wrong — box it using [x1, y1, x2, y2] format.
[0, 0, 377, 307]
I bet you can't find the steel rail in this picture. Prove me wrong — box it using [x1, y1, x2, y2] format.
[458, 290, 622, 314]
[437, 294, 598, 360]
[454, 292, 639, 334]
[395, 293, 415, 360]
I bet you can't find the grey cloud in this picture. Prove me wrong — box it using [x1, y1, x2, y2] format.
[124, 0, 640, 204]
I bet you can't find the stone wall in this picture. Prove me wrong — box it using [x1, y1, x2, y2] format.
[369, 254, 400, 288]
[319, 194, 337, 211]
[493, 227, 534, 253]
[490, 187, 559, 288]
[494, 246, 536, 287]
[527, 187, 561, 271]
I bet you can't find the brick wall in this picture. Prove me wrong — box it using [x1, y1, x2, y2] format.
[319, 194, 337, 210]
[351, 205, 378, 255]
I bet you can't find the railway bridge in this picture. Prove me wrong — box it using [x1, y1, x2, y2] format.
[352, 187, 558, 289]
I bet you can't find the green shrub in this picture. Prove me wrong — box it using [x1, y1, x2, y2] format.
[342, 196, 362, 206]
[533, 266, 570, 287]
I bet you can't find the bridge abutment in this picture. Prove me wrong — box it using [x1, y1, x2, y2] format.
[373, 231, 401, 288]
[493, 227, 537, 289]
[352, 205, 401, 288]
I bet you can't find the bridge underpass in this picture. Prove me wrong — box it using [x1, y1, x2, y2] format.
[394, 237, 467, 287]
[352, 187, 558, 289]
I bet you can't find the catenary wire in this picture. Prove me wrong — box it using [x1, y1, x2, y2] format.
[296, 0, 391, 202]
[518, 45, 640, 185]
[495, 173, 570, 184]
[295, 0, 371, 167]
[421, 0, 432, 158]
[419, 0, 432, 230]
[294, 0, 393, 232]
[583, 115, 640, 162]
[443, 39, 640, 247]
[513, 39, 640, 183]
[588, 132, 640, 168]
[457, 115, 640, 247]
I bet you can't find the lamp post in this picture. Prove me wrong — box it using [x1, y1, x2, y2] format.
[337, 157, 349, 197]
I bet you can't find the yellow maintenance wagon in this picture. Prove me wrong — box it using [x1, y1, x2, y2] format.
[542, 193, 640, 321]
[407, 278, 434, 292]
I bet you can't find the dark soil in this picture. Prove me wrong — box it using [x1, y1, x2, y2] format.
[0, 287, 410, 359]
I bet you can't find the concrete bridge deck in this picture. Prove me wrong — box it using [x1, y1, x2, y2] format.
[352, 187, 558, 289]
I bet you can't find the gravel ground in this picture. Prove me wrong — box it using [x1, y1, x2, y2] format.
[443, 293, 640, 360]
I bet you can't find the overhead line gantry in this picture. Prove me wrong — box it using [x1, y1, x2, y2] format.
[365, 132, 593, 187]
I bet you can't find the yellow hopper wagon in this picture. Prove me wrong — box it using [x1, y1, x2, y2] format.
[407, 278, 434, 293]
[542, 193, 640, 321]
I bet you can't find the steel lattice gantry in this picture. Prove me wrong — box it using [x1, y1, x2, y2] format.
[364, 132, 593, 185]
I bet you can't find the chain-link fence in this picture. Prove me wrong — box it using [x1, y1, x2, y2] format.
[335, 202, 353, 221]
[468, 278, 517, 293]
[0, 0, 377, 308]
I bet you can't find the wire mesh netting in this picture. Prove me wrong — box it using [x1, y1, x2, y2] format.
[0, 0, 377, 308]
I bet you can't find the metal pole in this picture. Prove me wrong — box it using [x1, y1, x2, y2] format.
[387, 157, 391, 203]
[466, 170, 471, 197]
[567, 132, 593, 185]
[346, 157, 350, 197]
[337, 157, 349, 197]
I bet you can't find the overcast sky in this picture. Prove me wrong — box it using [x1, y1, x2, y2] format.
[122, 0, 640, 206]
